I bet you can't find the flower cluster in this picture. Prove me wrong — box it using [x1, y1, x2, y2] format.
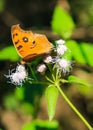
[54, 39, 71, 74]
[36, 55, 53, 73]
[6, 39, 71, 86]
[5, 64, 27, 86]
[37, 39, 71, 74]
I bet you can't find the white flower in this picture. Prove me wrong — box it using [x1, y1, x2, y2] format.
[55, 39, 67, 55]
[11, 72, 21, 84]
[5, 65, 27, 86]
[37, 64, 47, 73]
[16, 71, 27, 80]
[56, 44, 67, 55]
[16, 64, 25, 72]
[56, 58, 70, 73]
[43, 55, 53, 63]
[55, 39, 65, 45]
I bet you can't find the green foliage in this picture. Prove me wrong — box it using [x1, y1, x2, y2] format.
[80, 42, 93, 66]
[68, 75, 91, 87]
[51, 5, 93, 67]
[51, 6, 75, 39]
[21, 102, 34, 114]
[66, 40, 86, 64]
[68, 75, 93, 96]
[77, 84, 93, 97]
[66, 40, 93, 66]
[0, 46, 19, 61]
[3, 94, 19, 110]
[45, 85, 59, 121]
[22, 120, 59, 130]
[15, 87, 25, 100]
[0, 0, 5, 12]
[15, 88, 34, 114]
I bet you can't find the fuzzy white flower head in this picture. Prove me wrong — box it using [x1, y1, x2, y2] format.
[37, 64, 47, 73]
[56, 39, 65, 45]
[11, 72, 21, 84]
[5, 65, 27, 86]
[16, 64, 25, 72]
[16, 71, 27, 80]
[43, 55, 53, 63]
[56, 58, 70, 73]
[57, 44, 67, 55]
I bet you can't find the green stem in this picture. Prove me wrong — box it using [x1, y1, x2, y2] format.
[45, 76, 54, 84]
[28, 64, 38, 81]
[56, 84, 93, 130]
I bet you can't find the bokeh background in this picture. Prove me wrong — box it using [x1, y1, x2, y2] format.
[0, 0, 93, 130]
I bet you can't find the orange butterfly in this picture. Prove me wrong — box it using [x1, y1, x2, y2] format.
[11, 24, 53, 62]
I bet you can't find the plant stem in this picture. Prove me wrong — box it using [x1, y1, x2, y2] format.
[56, 84, 93, 130]
[28, 64, 38, 81]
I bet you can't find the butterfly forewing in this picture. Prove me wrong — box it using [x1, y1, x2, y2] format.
[11, 24, 53, 62]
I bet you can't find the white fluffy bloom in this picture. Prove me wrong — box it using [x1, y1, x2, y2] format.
[55, 39, 67, 55]
[56, 58, 70, 73]
[43, 55, 53, 63]
[37, 64, 47, 73]
[16, 64, 25, 72]
[57, 44, 67, 55]
[5, 65, 27, 86]
[56, 39, 65, 45]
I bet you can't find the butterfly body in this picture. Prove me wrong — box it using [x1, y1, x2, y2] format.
[11, 24, 53, 62]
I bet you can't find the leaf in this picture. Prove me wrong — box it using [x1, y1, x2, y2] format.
[68, 75, 91, 87]
[51, 6, 75, 39]
[68, 76, 93, 97]
[80, 42, 93, 66]
[66, 40, 86, 64]
[66, 40, 93, 66]
[21, 102, 34, 114]
[15, 87, 25, 100]
[22, 121, 36, 130]
[22, 120, 59, 130]
[35, 120, 59, 129]
[0, 46, 19, 61]
[45, 85, 59, 121]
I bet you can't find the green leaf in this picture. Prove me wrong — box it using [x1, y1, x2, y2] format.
[22, 121, 36, 130]
[22, 120, 59, 130]
[35, 120, 59, 129]
[68, 75, 91, 87]
[51, 6, 75, 39]
[80, 42, 93, 66]
[66, 40, 86, 64]
[21, 102, 34, 114]
[15, 87, 25, 100]
[45, 85, 59, 121]
[0, 46, 19, 61]
[4, 94, 19, 110]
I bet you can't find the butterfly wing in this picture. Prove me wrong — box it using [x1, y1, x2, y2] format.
[11, 24, 34, 58]
[11, 24, 53, 62]
[23, 33, 53, 61]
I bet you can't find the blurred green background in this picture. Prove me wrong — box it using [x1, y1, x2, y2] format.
[0, 0, 93, 130]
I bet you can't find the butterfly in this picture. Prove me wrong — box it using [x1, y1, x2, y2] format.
[11, 24, 53, 62]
